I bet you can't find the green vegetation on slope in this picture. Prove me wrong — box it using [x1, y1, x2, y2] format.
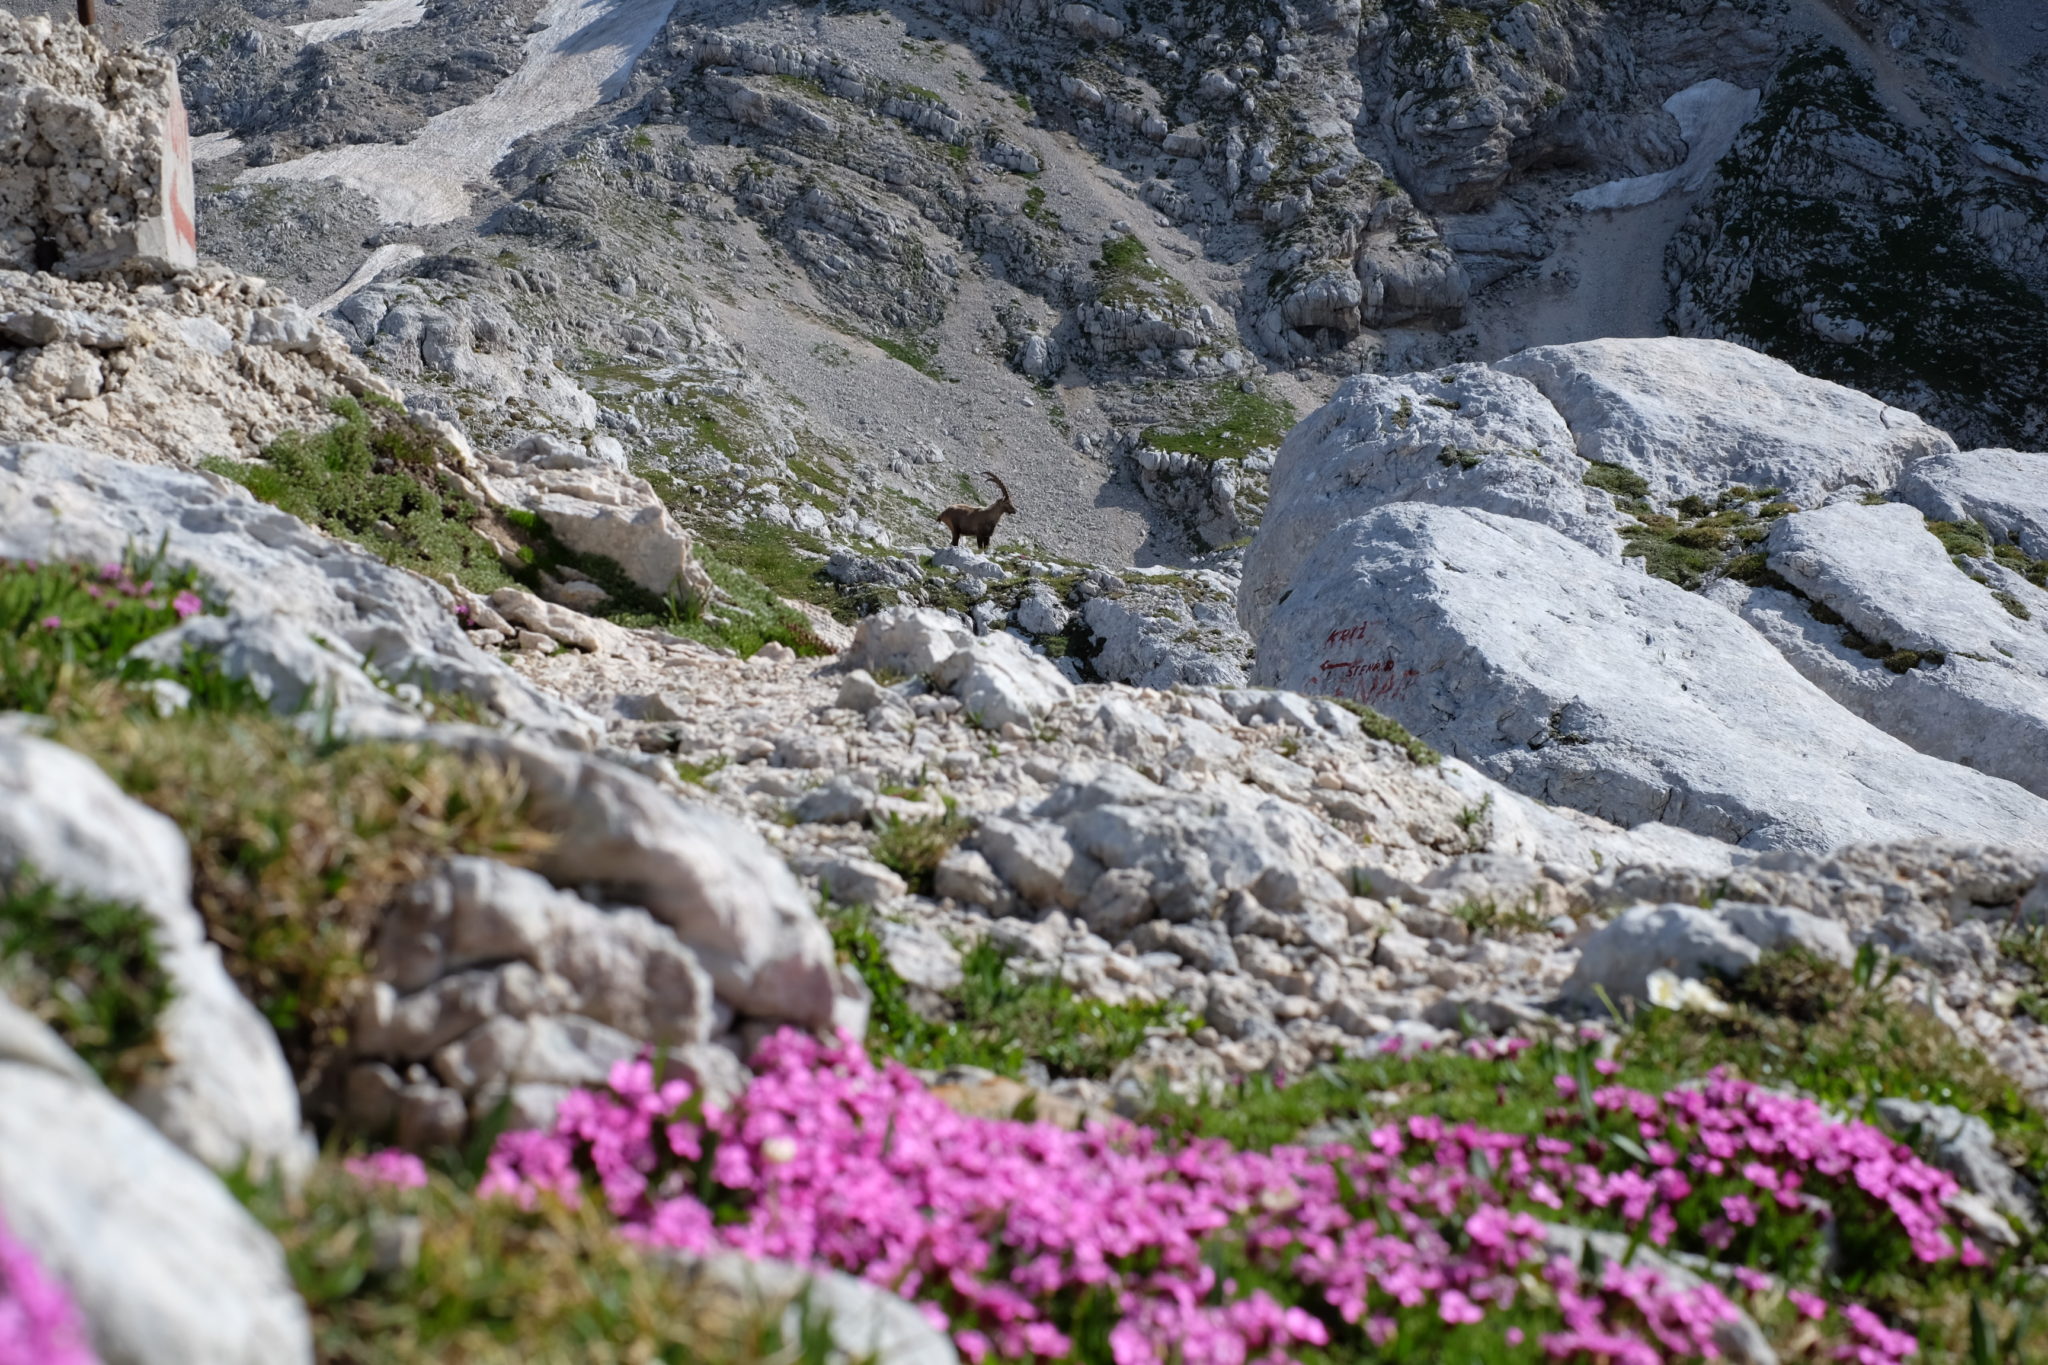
[209, 397, 516, 599]
[831, 906, 1180, 1080]
[0, 874, 173, 1091]
[1139, 379, 1297, 462]
[238, 1160, 831, 1365]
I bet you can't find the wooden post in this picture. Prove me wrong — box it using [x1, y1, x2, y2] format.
[77, 0, 95, 26]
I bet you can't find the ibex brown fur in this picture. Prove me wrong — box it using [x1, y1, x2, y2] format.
[936, 471, 1016, 550]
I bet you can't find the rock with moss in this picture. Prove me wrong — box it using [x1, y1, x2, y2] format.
[0, 441, 597, 742]
[0, 728, 310, 1179]
[1250, 502, 2048, 852]
[1897, 449, 2048, 560]
[1494, 337, 1954, 507]
[1711, 500, 2048, 799]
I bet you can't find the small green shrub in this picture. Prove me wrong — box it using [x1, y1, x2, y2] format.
[830, 907, 1178, 1079]
[210, 397, 514, 598]
[1328, 696, 1440, 765]
[1581, 460, 1650, 501]
[871, 799, 974, 895]
[0, 873, 173, 1091]
[866, 333, 948, 380]
[237, 1160, 821, 1365]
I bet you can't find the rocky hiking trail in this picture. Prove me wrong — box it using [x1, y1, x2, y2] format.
[11, 5, 2048, 1365]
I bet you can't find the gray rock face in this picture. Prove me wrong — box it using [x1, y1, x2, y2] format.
[1897, 449, 2048, 559]
[1733, 502, 2048, 798]
[421, 730, 839, 1028]
[1875, 1098, 2041, 1236]
[675, 1252, 958, 1365]
[0, 1039, 313, 1365]
[0, 730, 307, 1178]
[0, 442, 596, 743]
[1240, 362, 1619, 638]
[1494, 338, 1955, 506]
[358, 857, 718, 1128]
[1250, 503, 2048, 852]
[1561, 902, 1853, 1006]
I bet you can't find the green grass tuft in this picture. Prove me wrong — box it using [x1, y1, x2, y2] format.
[871, 799, 974, 895]
[1581, 460, 1650, 501]
[1139, 381, 1297, 462]
[830, 906, 1179, 1080]
[0, 872, 173, 1091]
[1327, 696, 1440, 765]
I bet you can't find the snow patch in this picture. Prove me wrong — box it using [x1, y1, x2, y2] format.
[241, 0, 681, 225]
[1569, 80, 1760, 212]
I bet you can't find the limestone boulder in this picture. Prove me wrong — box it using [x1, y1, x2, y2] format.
[1494, 337, 1955, 507]
[482, 435, 714, 602]
[416, 729, 838, 1026]
[932, 629, 1073, 730]
[1249, 503, 2048, 852]
[1725, 501, 2048, 798]
[0, 442, 597, 743]
[0, 1018, 312, 1365]
[1241, 363, 1619, 636]
[1561, 901, 1853, 1006]
[0, 730, 308, 1178]
[362, 856, 716, 1067]
[1897, 448, 2048, 559]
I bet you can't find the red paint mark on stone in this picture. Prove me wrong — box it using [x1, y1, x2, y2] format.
[1315, 654, 1421, 705]
[166, 93, 196, 256]
[1324, 619, 1379, 647]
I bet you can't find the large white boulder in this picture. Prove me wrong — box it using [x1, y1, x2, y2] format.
[1241, 364, 1619, 637]
[1250, 503, 2048, 852]
[0, 442, 597, 743]
[933, 630, 1074, 730]
[0, 1005, 313, 1365]
[0, 730, 308, 1178]
[1897, 448, 2048, 559]
[1725, 502, 2048, 798]
[1494, 337, 1955, 506]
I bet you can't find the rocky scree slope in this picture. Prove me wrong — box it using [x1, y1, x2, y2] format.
[13, 0, 2045, 689]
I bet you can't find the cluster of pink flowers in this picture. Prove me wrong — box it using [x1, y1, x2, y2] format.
[344, 1149, 430, 1190]
[14, 559, 206, 633]
[474, 1031, 1976, 1363]
[0, 1214, 98, 1365]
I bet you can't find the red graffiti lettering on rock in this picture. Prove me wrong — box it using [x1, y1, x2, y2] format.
[1317, 654, 1420, 705]
[1324, 619, 1379, 647]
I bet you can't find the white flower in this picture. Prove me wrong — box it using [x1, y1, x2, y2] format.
[1645, 969, 1685, 1010]
[1678, 977, 1732, 1016]
[1644, 968, 1731, 1015]
[762, 1136, 799, 1165]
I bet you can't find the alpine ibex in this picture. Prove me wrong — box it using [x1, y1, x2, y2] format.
[936, 471, 1016, 550]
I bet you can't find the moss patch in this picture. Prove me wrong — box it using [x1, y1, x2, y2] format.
[831, 906, 1179, 1080]
[1139, 381, 1296, 462]
[0, 873, 173, 1092]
